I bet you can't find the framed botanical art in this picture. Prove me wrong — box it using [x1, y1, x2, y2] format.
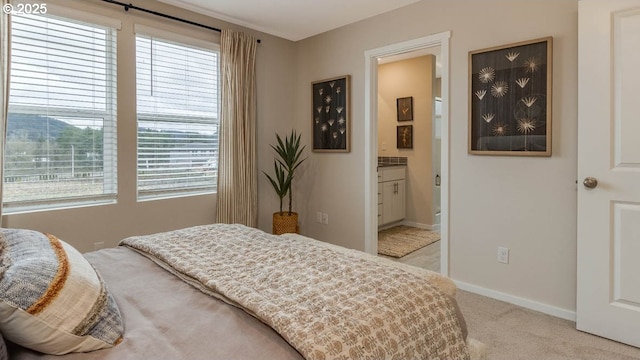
[468, 37, 552, 156]
[311, 75, 350, 152]
[396, 96, 413, 121]
[397, 125, 413, 149]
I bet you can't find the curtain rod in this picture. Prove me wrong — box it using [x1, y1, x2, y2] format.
[100, 0, 261, 43]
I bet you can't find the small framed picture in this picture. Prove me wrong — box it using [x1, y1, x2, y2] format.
[396, 96, 413, 121]
[397, 125, 413, 149]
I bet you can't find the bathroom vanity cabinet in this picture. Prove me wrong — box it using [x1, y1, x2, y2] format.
[377, 166, 406, 226]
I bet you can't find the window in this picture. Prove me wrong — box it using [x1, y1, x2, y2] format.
[135, 31, 219, 198]
[4, 12, 117, 211]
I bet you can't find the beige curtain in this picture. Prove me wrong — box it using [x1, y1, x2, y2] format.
[0, 0, 10, 225]
[215, 30, 257, 227]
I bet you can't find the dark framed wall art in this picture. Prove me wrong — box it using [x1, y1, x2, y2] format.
[468, 37, 552, 156]
[312, 75, 350, 152]
[396, 96, 413, 121]
[397, 125, 413, 149]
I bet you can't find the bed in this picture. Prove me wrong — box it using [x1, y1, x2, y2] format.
[1, 224, 486, 360]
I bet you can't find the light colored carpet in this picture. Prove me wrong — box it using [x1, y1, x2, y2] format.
[456, 290, 640, 360]
[377, 225, 440, 257]
[390, 246, 640, 358]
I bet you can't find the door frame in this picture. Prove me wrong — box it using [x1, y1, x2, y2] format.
[363, 31, 451, 275]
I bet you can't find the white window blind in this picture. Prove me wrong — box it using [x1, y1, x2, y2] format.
[136, 33, 218, 198]
[4, 13, 117, 210]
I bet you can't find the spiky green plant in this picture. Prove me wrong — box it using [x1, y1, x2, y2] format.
[263, 161, 291, 215]
[264, 130, 306, 215]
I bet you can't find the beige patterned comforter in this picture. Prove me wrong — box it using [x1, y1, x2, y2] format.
[120, 224, 470, 360]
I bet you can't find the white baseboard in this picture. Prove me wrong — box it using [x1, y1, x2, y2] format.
[401, 221, 440, 231]
[454, 280, 576, 322]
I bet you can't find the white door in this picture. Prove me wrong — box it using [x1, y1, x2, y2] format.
[577, 0, 640, 347]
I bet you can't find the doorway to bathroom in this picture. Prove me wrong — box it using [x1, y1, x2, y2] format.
[376, 52, 442, 272]
[364, 31, 450, 275]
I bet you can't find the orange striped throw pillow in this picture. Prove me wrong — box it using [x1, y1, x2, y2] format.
[0, 229, 124, 355]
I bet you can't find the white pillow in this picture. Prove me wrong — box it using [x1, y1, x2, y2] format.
[0, 229, 124, 355]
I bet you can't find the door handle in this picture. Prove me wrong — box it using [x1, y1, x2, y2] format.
[583, 177, 598, 189]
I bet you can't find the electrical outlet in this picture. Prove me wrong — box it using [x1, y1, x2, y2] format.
[316, 211, 323, 223]
[94, 242, 105, 251]
[497, 246, 509, 264]
[322, 213, 329, 225]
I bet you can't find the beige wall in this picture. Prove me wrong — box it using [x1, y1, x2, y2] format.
[295, 0, 579, 313]
[2, 0, 580, 316]
[378, 56, 435, 227]
[3, 0, 296, 252]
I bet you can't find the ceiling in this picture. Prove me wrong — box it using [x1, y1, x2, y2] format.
[158, 0, 421, 42]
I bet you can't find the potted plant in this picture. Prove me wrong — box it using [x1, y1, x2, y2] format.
[264, 130, 306, 234]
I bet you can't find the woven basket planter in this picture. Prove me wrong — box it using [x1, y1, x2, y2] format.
[272, 212, 299, 235]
